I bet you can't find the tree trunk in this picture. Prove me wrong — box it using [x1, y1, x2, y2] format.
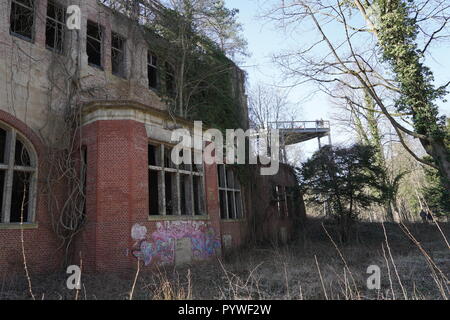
[422, 138, 450, 190]
[339, 213, 351, 244]
[385, 201, 394, 222]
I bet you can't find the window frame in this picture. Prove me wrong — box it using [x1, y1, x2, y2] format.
[86, 20, 104, 69]
[147, 51, 159, 90]
[285, 186, 296, 218]
[164, 62, 175, 96]
[9, 0, 36, 43]
[148, 142, 206, 218]
[0, 124, 38, 225]
[111, 31, 126, 78]
[217, 164, 244, 221]
[45, 0, 66, 54]
[272, 184, 288, 218]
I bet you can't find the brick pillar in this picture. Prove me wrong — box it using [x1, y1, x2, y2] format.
[204, 161, 222, 245]
[80, 119, 148, 272]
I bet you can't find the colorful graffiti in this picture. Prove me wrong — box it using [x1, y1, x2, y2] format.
[131, 221, 221, 266]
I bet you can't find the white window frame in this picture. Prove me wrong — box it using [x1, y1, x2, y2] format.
[0, 124, 38, 224]
[218, 164, 244, 220]
[148, 143, 206, 217]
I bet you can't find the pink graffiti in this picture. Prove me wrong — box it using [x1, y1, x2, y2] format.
[131, 221, 221, 266]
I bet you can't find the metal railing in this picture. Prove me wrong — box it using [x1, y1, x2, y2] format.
[267, 120, 330, 131]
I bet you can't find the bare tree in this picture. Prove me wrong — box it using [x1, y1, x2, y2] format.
[332, 86, 410, 221]
[248, 83, 298, 129]
[248, 83, 305, 165]
[262, 0, 450, 188]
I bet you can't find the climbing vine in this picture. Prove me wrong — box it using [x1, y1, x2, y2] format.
[375, 0, 447, 139]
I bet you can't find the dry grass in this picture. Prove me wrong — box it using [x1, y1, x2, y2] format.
[1, 218, 449, 300]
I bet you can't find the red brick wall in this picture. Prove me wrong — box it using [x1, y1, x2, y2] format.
[74, 120, 145, 272]
[76, 119, 223, 272]
[0, 113, 305, 276]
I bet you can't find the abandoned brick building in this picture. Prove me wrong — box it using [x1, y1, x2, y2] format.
[0, 0, 307, 275]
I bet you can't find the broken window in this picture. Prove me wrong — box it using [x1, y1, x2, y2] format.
[46, 0, 65, 53]
[147, 52, 158, 89]
[218, 165, 244, 220]
[148, 144, 205, 216]
[0, 124, 37, 224]
[165, 62, 175, 96]
[285, 187, 295, 218]
[86, 20, 103, 68]
[272, 185, 287, 218]
[111, 32, 126, 77]
[10, 0, 35, 41]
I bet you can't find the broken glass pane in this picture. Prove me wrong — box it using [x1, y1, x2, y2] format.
[15, 139, 31, 167]
[10, 171, 31, 223]
[86, 21, 102, 67]
[10, 0, 35, 41]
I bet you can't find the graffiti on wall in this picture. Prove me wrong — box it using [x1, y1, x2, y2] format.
[131, 221, 221, 266]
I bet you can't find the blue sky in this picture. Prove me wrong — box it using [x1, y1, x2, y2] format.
[226, 0, 450, 158]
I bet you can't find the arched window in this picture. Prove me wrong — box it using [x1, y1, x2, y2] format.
[0, 124, 37, 224]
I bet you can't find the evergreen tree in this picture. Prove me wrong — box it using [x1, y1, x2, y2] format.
[299, 144, 387, 242]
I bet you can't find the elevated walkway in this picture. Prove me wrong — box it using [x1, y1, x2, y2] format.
[268, 120, 332, 163]
[268, 120, 331, 146]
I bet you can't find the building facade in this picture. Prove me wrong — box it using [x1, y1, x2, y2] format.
[0, 0, 305, 275]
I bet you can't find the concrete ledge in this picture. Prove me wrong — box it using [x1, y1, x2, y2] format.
[221, 219, 246, 223]
[148, 215, 210, 222]
[0, 223, 39, 230]
[82, 100, 195, 128]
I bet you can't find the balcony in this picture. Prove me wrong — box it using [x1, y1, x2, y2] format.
[268, 120, 331, 145]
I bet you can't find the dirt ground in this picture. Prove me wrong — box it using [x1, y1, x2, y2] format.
[1, 219, 449, 300]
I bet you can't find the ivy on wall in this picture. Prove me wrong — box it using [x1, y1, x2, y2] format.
[134, 3, 248, 132]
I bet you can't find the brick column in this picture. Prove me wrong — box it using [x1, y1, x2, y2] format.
[204, 161, 222, 246]
[80, 119, 149, 272]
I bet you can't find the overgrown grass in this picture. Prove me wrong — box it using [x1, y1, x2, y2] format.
[1, 219, 448, 300]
